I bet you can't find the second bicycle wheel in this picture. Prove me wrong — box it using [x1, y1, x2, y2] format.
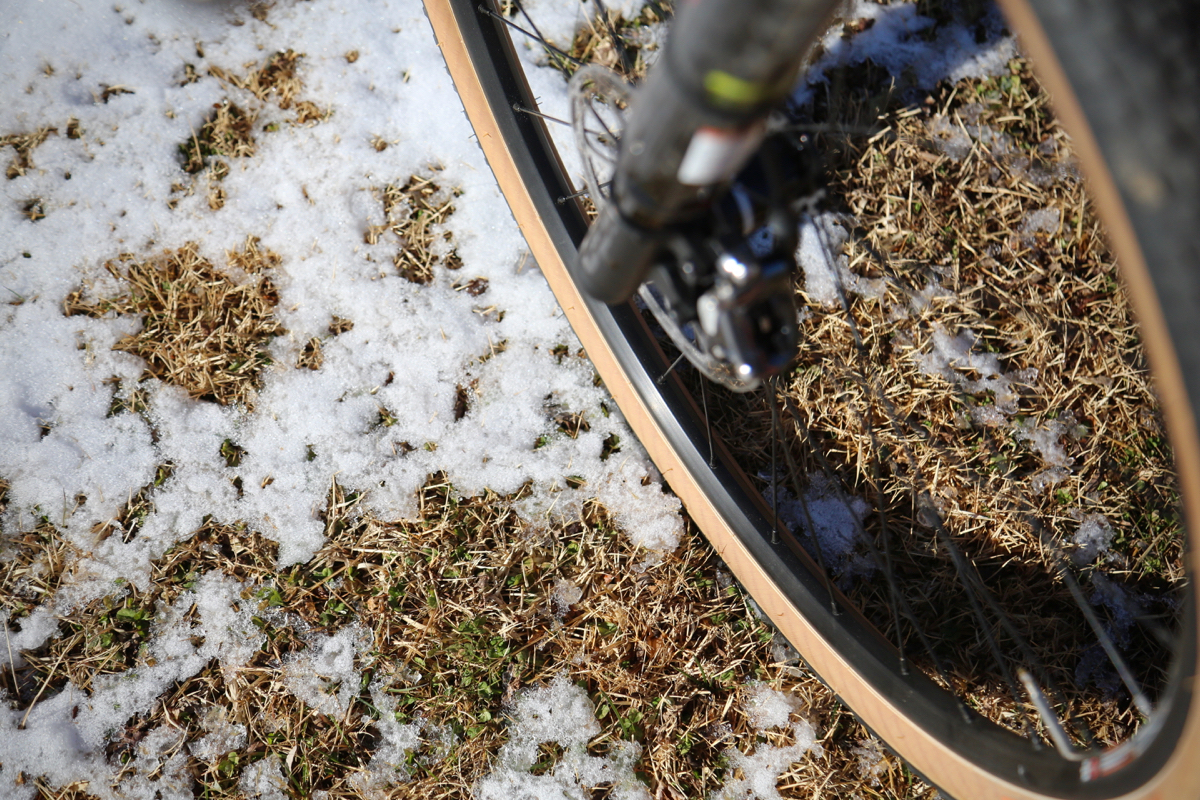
[423, 0, 1200, 797]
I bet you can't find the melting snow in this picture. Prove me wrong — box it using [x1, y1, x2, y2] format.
[711, 685, 821, 800]
[797, 214, 886, 307]
[349, 684, 424, 797]
[769, 472, 875, 586]
[283, 626, 370, 717]
[474, 673, 649, 800]
[792, 0, 1016, 108]
[1072, 513, 1116, 565]
[239, 755, 292, 800]
[550, 577, 584, 619]
[744, 682, 805, 731]
[916, 326, 1037, 416]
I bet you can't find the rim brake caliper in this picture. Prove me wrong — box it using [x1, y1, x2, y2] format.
[641, 132, 822, 386]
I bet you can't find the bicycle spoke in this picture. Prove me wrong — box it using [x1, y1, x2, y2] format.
[1020, 668, 1084, 760]
[586, 101, 621, 148]
[479, 3, 584, 71]
[770, 391, 839, 616]
[769, 377, 780, 544]
[779, 395, 982, 702]
[1050, 540, 1154, 717]
[556, 180, 611, 205]
[513, 103, 572, 127]
[656, 351, 686, 385]
[699, 374, 715, 468]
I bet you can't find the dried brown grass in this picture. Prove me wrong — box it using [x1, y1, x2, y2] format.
[63, 238, 285, 409]
[173, 100, 257, 210]
[170, 51, 327, 210]
[179, 101, 257, 175]
[0, 496, 73, 639]
[564, 2, 670, 81]
[365, 173, 464, 285]
[209, 49, 329, 124]
[1, 125, 57, 180]
[210, 50, 303, 111]
[3, 475, 936, 799]
[689, 57, 1183, 747]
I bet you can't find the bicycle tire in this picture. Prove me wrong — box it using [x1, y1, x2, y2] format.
[422, 0, 1200, 797]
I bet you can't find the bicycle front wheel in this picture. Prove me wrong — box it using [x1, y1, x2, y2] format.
[423, 0, 1200, 797]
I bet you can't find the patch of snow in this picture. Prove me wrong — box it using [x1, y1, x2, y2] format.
[1020, 207, 1061, 237]
[350, 683, 424, 797]
[1017, 206, 1062, 248]
[1014, 414, 1075, 469]
[710, 686, 821, 800]
[797, 214, 885, 307]
[792, 1, 1016, 108]
[0, 571, 261, 798]
[916, 325, 1036, 415]
[744, 683, 804, 731]
[850, 737, 888, 787]
[475, 673, 650, 800]
[769, 471, 874, 586]
[0, 605, 59, 668]
[769, 634, 801, 669]
[1031, 466, 1072, 492]
[550, 577, 583, 619]
[1072, 514, 1115, 565]
[238, 755, 291, 800]
[191, 710, 248, 762]
[283, 625, 369, 717]
[908, 277, 954, 313]
[1090, 574, 1145, 648]
[929, 111, 1014, 162]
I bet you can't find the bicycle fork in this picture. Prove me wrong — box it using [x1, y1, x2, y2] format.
[575, 0, 841, 304]
[574, 0, 841, 383]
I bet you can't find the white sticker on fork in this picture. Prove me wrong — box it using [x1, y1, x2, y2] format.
[676, 123, 765, 186]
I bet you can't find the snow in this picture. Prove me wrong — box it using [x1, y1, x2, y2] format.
[850, 737, 888, 787]
[0, 571, 263, 798]
[1072, 513, 1115, 565]
[551, 577, 584, 619]
[908, 277, 955, 313]
[914, 328, 1095, 494]
[797, 213, 885, 307]
[1014, 413, 1075, 469]
[1, 0, 680, 602]
[916, 325, 1037, 417]
[1021, 207, 1062, 237]
[191, 711, 248, 762]
[768, 471, 875, 586]
[475, 673, 650, 800]
[283, 625, 370, 717]
[239, 755, 292, 800]
[0, 605, 58, 668]
[350, 684, 423, 796]
[0, 0, 678, 788]
[711, 685, 821, 800]
[744, 682, 804, 731]
[792, 0, 1016, 108]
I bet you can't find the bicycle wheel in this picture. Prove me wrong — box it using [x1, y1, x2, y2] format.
[422, 0, 1200, 797]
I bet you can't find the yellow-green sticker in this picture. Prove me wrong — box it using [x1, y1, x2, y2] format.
[704, 70, 770, 107]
